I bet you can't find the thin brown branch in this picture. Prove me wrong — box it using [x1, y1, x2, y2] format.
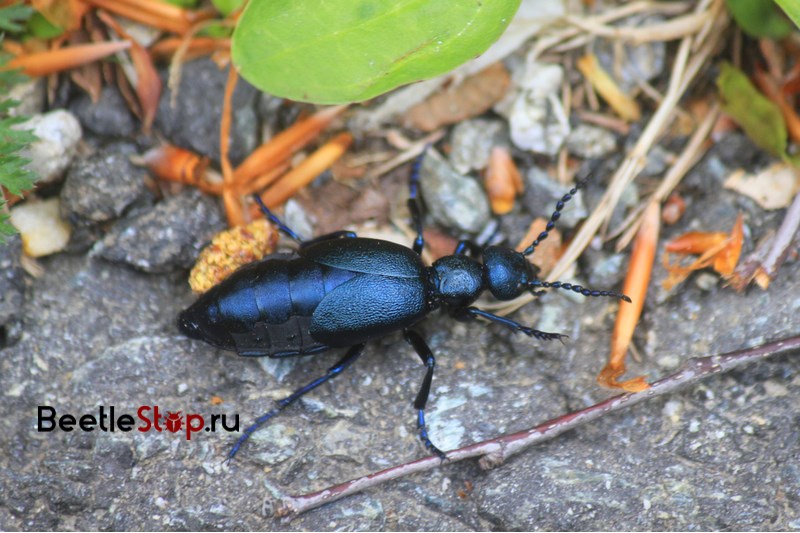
[271, 335, 800, 520]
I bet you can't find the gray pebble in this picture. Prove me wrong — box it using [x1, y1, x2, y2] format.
[523, 167, 587, 229]
[566, 124, 618, 159]
[155, 59, 258, 165]
[92, 189, 225, 273]
[449, 118, 507, 174]
[420, 152, 491, 234]
[593, 14, 666, 92]
[0, 235, 25, 347]
[70, 86, 138, 138]
[60, 146, 152, 227]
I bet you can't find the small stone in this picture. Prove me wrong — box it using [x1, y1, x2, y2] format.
[70, 86, 138, 138]
[155, 59, 258, 164]
[9, 198, 71, 258]
[523, 167, 587, 229]
[694, 272, 719, 291]
[16, 109, 82, 186]
[92, 189, 225, 273]
[449, 119, 507, 174]
[4, 78, 45, 117]
[0, 235, 26, 347]
[507, 62, 569, 155]
[593, 14, 666, 92]
[60, 146, 153, 227]
[586, 252, 626, 289]
[420, 152, 491, 234]
[566, 124, 618, 159]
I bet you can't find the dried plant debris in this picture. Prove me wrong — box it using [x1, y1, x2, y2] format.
[189, 219, 279, 293]
[662, 213, 745, 291]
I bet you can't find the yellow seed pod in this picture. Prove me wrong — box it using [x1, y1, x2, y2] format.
[189, 219, 279, 293]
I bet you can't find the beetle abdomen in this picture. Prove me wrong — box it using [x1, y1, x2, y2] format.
[178, 254, 356, 357]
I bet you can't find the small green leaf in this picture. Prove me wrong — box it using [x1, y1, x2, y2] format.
[717, 62, 788, 160]
[27, 12, 64, 39]
[774, 0, 800, 30]
[232, 0, 521, 104]
[212, 0, 244, 16]
[726, 0, 793, 38]
[0, 3, 34, 33]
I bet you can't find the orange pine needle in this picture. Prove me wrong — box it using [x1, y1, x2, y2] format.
[3, 40, 131, 77]
[81, 0, 198, 34]
[142, 145, 218, 194]
[234, 106, 346, 186]
[221, 66, 245, 227]
[577, 54, 641, 122]
[260, 133, 353, 209]
[239, 161, 292, 196]
[149, 37, 231, 60]
[598, 201, 659, 392]
[485, 147, 523, 215]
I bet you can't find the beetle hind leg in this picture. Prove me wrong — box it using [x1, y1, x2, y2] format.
[404, 329, 447, 460]
[226, 343, 366, 461]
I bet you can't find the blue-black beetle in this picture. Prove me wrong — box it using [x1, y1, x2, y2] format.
[178, 153, 630, 460]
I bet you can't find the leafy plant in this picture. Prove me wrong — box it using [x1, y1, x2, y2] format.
[232, 0, 521, 104]
[1, 3, 38, 241]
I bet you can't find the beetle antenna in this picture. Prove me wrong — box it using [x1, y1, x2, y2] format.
[521, 178, 588, 257]
[528, 279, 631, 302]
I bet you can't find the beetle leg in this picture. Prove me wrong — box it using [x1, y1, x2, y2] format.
[453, 240, 481, 256]
[453, 307, 567, 342]
[227, 343, 366, 462]
[252, 194, 305, 243]
[408, 149, 427, 255]
[403, 329, 447, 460]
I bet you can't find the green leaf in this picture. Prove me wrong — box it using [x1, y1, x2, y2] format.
[232, 0, 521, 104]
[717, 62, 789, 161]
[163, 0, 200, 7]
[0, 3, 34, 33]
[27, 11, 64, 39]
[212, 0, 244, 16]
[725, 0, 793, 38]
[774, 0, 800, 30]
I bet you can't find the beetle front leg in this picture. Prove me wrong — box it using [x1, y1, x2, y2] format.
[403, 329, 446, 460]
[452, 307, 567, 342]
[227, 343, 366, 462]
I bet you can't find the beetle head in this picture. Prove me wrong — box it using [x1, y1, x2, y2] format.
[481, 246, 538, 300]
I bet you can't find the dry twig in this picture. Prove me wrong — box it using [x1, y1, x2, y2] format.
[269, 335, 800, 520]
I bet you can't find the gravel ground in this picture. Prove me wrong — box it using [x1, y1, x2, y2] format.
[1, 59, 799, 531]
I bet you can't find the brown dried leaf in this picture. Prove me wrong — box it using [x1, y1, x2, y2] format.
[405, 62, 510, 132]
